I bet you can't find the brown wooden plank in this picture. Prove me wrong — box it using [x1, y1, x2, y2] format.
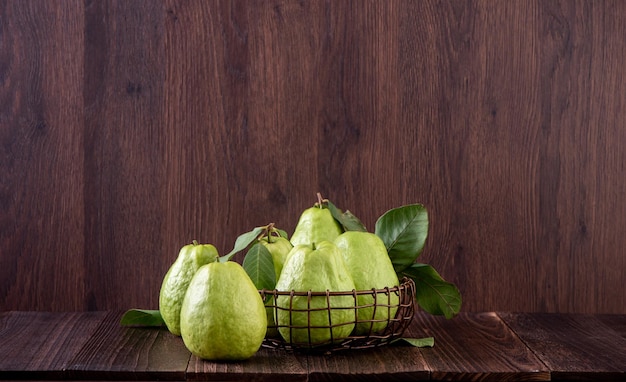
[66, 311, 190, 381]
[0, 0, 87, 312]
[410, 312, 550, 381]
[186, 347, 307, 382]
[160, 0, 325, 265]
[305, 344, 429, 382]
[0, 311, 108, 380]
[596, 314, 626, 339]
[499, 312, 626, 381]
[82, 0, 169, 312]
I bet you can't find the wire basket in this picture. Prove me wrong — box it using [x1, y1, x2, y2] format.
[259, 277, 416, 353]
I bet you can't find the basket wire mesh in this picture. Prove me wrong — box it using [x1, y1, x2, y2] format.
[259, 277, 416, 352]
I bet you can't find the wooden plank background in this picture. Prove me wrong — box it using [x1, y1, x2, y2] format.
[1, 0, 624, 314]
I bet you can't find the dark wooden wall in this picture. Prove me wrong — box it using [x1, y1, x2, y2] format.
[1, 0, 624, 314]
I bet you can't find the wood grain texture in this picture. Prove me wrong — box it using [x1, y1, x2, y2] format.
[1, 311, 626, 380]
[0, 0, 87, 311]
[596, 314, 626, 339]
[82, 0, 168, 311]
[305, 344, 430, 382]
[498, 312, 626, 381]
[66, 311, 190, 381]
[1, 0, 625, 314]
[186, 348, 308, 382]
[410, 312, 550, 381]
[0, 311, 107, 379]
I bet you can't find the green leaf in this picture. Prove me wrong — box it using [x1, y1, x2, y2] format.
[120, 309, 165, 327]
[400, 263, 462, 319]
[221, 226, 266, 262]
[271, 227, 290, 239]
[326, 200, 368, 232]
[395, 336, 435, 347]
[242, 243, 276, 293]
[263, 223, 289, 240]
[374, 204, 428, 272]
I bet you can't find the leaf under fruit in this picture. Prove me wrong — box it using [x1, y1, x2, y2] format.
[120, 309, 165, 327]
[400, 263, 462, 319]
[394, 336, 435, 348]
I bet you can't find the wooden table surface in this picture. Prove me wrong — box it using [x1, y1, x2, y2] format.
[0, 311, 624, 381]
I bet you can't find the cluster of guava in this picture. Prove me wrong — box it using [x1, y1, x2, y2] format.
[158, 203, 399, 361]
[274, 205, 399, 345]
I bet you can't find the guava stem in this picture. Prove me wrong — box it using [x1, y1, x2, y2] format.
[265, 223, 275, 243]
[316, 192, 323, 207]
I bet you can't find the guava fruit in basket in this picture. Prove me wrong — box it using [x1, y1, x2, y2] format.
[275, 241, 356, 345]
[335, 231, 400, 335]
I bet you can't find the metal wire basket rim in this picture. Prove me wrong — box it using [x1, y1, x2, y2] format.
[269, 304, 408, 312]
[259, 277, 415, 297]
[270, 318, 407, 330]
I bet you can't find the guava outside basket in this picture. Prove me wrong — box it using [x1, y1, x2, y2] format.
[259, 277, 416, 353]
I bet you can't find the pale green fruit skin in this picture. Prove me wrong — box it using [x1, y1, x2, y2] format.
[179, 261, 267, 361]
[259, 235, 293, 278]
[159, 243, 218, 336]
[259, 236, 293, 338]
[275, 241, 356, 345]
[290, 207, 343, 247]
[264, 295, 280, 338]
[334, 231, 400, 335]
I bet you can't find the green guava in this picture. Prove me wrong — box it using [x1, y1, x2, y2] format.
[179, 261, 267, 361]
[159, 241, 218, 336]
[275, 241, 356, 345]
[259, 235, 293, 278]
[290, 206, 343, 247]
[259, 235, 293, 338]
[334, 231, 400, 335]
